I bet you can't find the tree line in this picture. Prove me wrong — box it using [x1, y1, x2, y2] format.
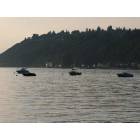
[0, 26, 140, 68]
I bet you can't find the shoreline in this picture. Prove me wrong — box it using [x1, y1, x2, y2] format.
[0, 67, 140, 70]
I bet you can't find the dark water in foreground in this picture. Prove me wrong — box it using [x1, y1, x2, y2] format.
[0, 68, 140, 122]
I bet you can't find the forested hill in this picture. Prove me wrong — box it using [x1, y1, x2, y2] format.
[0, 26, 140, 68]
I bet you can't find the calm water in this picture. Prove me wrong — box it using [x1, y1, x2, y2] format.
[0, 68, 140, 122]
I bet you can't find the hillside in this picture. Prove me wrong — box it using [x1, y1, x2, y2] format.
[0, 26, 140, 68]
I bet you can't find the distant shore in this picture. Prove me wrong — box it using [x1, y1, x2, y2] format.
[0, 66, 140, 70]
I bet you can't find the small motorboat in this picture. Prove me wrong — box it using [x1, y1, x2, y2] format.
[117, 72, 134, 77]
[16, 68, 36, 76]
[69, 68, 82, 76]
[22, 72, 36, 76]
[16, 68, 29, 74]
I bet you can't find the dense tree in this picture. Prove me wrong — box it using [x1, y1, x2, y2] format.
[0, 26, 140, 68]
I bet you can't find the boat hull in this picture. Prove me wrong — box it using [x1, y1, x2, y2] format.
[117, 73, 133, 77]
[69, 71, 82, 76]
[22, 73, 36, 76]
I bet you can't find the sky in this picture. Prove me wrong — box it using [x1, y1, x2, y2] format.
[0, 17, 140, 53]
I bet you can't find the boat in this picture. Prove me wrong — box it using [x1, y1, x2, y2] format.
[16, 68, 29, 74]
[22, 72, 36, 76]
[117, 72, 134, 77]
[69, 68, 82, 76]
[16, 68, 36, 76]
[69, 71, 82, 76]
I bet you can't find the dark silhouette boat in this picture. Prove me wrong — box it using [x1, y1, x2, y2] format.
[16, 68, 36, 76]
[22, 72, 36, 76]
[69, 68, 82, 76]
[117, 72, 134, 77]
[16, 68, 29, 74]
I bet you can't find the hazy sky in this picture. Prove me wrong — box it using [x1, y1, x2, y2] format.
[0, 17, 140, 53]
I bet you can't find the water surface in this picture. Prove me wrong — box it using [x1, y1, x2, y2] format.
[0, 68, 140, 122]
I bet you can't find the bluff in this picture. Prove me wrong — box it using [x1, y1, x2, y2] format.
[0, 26, 140, 68]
